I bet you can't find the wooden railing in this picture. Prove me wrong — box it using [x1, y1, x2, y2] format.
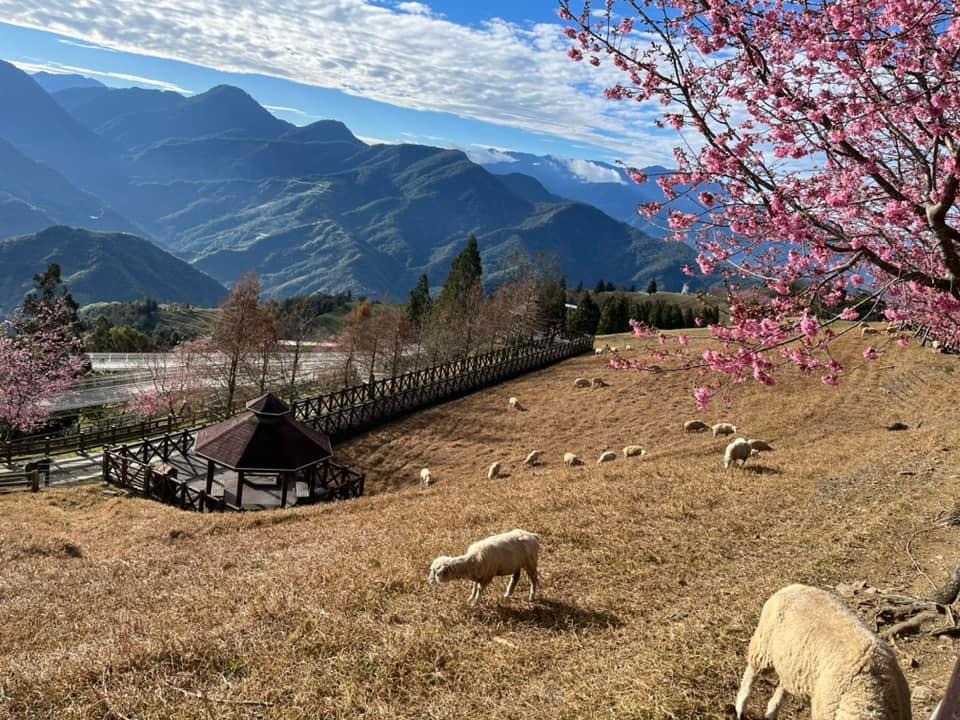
[0, 469, 41, 493]
[292, 334, 593, 440]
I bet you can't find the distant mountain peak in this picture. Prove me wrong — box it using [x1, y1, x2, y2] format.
[32, 71, 106, 93]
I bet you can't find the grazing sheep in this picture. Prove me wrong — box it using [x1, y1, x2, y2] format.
[508, 396, 524, 411]
[592, 377, 609, 388]
[724, 438, 753, 469]
[428, 529, 540, 604]
[610, 346, 619, 353]
[597, 450, 617, 464]
[487, 461, 502, 480]
[885, 323, 900, 335]
[625, 344, 633, 351]
[861, 325, 880, 336]
[563, 452, 584, 466]
[623, 445, 646, 458]
[747, 439, 774, 452]
[594, 348, 604, 356]
[523, 450, 543, 466]
[712, 422, 738, 437]
[419, 468, 433, 486]
[684, 420, 710, 433]
[574, 377, 591, 388]
[735, 584, 910, 720]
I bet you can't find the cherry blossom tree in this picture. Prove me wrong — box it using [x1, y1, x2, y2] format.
[561, 0, 960, 405]
[0, 301, 86, 440]
[125, 337, 208, 421]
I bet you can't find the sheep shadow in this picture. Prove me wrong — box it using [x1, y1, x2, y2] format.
[740, 464, 781, 475]
[491, 598, 623, 632]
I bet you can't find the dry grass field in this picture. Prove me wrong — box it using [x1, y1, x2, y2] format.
[1, 332, 959, 719]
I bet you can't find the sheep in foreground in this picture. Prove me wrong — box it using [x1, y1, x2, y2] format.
[597, 450, 617, 464]
[712, 422, 738, 437]
[724, 438, 753, 469]
[428, 529, 540, 604]
[419, 468, 433, 486]
[508, 396, 524, 411]
[487, 461, 502, 480]
[623, 445, 646, 458]
[735, 583, 910, 720]
[563, 452, 584, 466]
[748, 439, 774, 452]
[574, 377, 591, 388]
[684, 420, 710, 433]
[523, 450, 543, 466]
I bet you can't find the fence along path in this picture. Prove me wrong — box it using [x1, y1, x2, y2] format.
[100, 335, 592, 512]
[291, 335, 593, 440]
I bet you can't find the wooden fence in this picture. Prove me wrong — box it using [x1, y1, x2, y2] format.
[292, 334, 593, 440]
[99, 334, 590, 512]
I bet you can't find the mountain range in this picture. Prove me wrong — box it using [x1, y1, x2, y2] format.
[0, 61, 698, 307]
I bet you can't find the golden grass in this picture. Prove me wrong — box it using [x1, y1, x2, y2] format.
[1, 334, 959, 719]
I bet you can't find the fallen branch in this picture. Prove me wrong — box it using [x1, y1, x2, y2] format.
[881, 610, 943, 640]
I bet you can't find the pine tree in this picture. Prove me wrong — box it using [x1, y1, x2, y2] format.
[646, 278, 658, 295]
[568, 293, 600, 334]
[407, 274, 432, 328]
[438, 235, 483, 310]
[16, 263, 82, 343]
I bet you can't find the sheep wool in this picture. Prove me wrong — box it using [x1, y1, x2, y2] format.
[747, 439, 774, 452]
[592, 377, 609, 388]
[508, 396, 524, 410]
[419, 468, 433, 486]
[735, 584, 910, 720]
[563, 452, 584, 466]
[487, 461, 502, 480]
[597, 450, 617, 464]
[724, 438, 753, 469]
[523, 450, 543, 466]
[428, 529, 540, 604]
[684, 420, 710, 433]
[623, 446, 646, 458]
[574, 377, 591, 388]
[712, 422, 738, 437]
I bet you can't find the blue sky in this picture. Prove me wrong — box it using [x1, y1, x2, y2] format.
[0, 1, 677, 166]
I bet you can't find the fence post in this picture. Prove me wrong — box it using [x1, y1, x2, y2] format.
[30, 470, 39, 492]
[78, 431, 85, 455]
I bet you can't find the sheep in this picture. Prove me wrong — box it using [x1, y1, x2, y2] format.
[610, 346, 619, 353]
[419, 468, 433, 486]
[428, 529, 540, 604]
[735, 583, 910, 720]
[885, 322, 901, 335]
[597, 450, 617, 464]
[523, 450, 543, 466]
[712, 422, 738, 437]
[724, 438, 753, 469]
[684, 420, 710, 433]
[574, 377, 591, 388]
[625, 344, 633, 351]
[747, 439, 774, 452]
[623, 445, 646, 458]
[594, 348, 604, 356]
[487, 461, 502, 480]
[563, 452, 584, 466]
[592, 377, 609, 388]
[861, 325, 880, 337]
[508, 396, 524, 411]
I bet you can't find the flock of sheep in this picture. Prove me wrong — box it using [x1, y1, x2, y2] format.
[419, 340, 938, 719]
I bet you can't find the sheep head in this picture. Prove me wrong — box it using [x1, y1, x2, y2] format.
[428, 556, 455, 584]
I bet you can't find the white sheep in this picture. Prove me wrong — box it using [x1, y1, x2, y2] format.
[747, 439, 774, 452]
[523, 450, 543, 466]
[597, 450, 617, 464]
[861, 325, 880, 336]
[428, 529, 540, 604]
[735, 584, 910, 720]
[684, 420, 710, 433]
[419, 468, 433, 486]
[594, 348, 604, 356]
[592, 377, 609, 388]
[563, 452, 584, 466]
[724, 438, 753, 469]
[508, 396, 524, 411]
[623, 445, 646, 458]
[574, 377, 591, 388]
[487, 461, 502, 480]
[625, 345, 633, 351]
[610, 346, 619, 353]
[712, 422, 738, 437]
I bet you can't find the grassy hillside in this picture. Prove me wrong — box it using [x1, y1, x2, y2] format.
[1, 333, 958, 718]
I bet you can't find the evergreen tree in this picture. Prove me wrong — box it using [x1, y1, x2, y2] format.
[668, 304, 684, 328]
[648, 300, 663, 328]
[605, 281, 616, 292]
[16, 263, 82, 341]
[567, 293, 600, 334]
[682, 306, 695, 328]
[438, 235, 483, 311]
[646, 278, 658, 294]
[407, 274, 432, 327]
[594, 279, 607, 294]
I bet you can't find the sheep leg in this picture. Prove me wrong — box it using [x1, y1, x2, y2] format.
[526, 565, 539, 601]
[471, 579, 491, 604]
[468, 583, 480, 604]
[734, 663, 757, 720]
[505, 571, 521, 598]
[764, 684, 785, 720]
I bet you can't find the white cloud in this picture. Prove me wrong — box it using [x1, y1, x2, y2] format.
[0, 0, 680, 165]
[395, 2, 433, 16]
[57, 37, 116, 52]
[9, 58, 191, 92]
[562, 157, 625, 184]
[465, 147, 518, 165]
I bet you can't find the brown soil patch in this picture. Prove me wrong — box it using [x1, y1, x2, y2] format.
[1, 333, 958, 719]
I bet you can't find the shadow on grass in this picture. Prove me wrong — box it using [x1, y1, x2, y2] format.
[741, 465, 781, 475]
[492, 598, 623, 631]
